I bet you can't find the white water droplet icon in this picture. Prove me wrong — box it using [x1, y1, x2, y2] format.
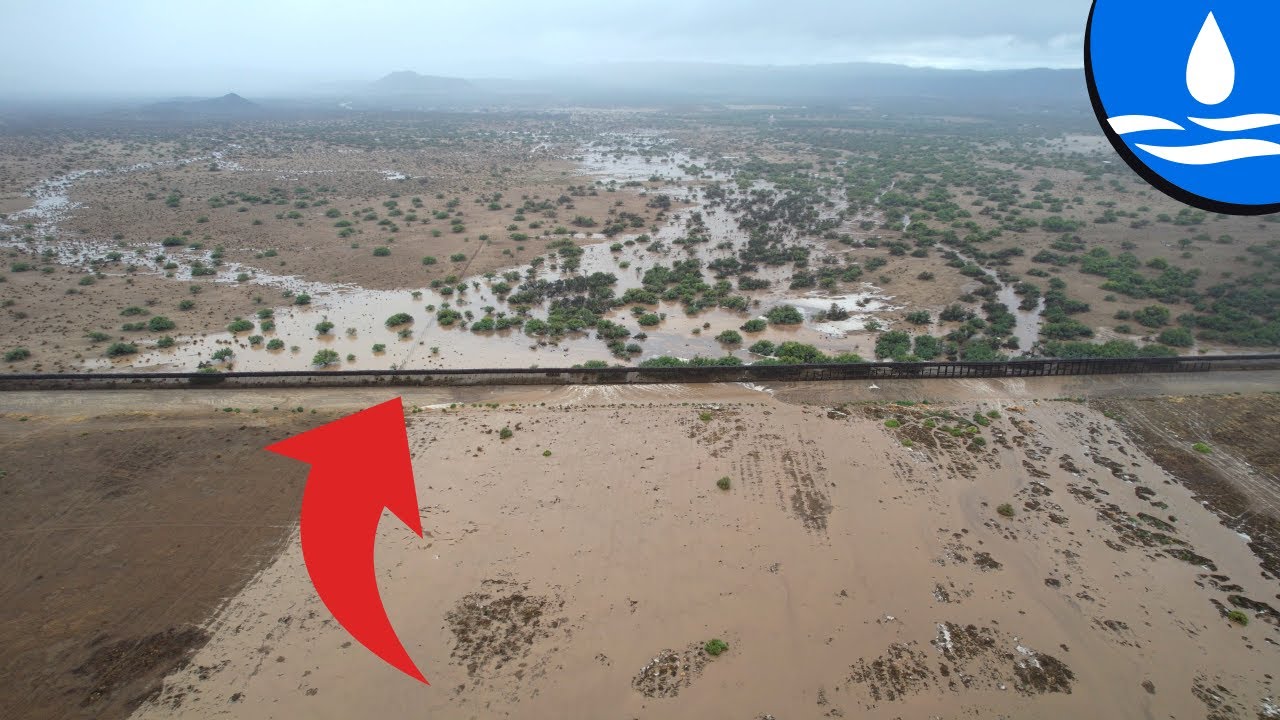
[1187, 12, 1235, 105]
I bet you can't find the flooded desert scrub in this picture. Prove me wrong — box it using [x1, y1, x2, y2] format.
[82, 386, 1276, 720]
[45, 138, 904, 372]
[9, 109, 1280, 375]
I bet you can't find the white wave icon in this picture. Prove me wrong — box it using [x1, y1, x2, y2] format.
[1187, 114, 1280, 132]
[1109, 115, 1185, 134]
[1108, 12, 1279, 165]
[1135, 139, 1280, 165]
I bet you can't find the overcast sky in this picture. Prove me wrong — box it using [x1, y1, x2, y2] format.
[0, 0, 1091, 97]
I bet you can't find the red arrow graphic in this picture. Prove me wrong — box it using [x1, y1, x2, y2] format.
[266, 397, 428, 684]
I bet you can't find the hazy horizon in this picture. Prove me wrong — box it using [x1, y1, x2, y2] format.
[0, 0, 1089, 98]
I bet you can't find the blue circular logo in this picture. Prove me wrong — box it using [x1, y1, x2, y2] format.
[1086, 2, 1280, 215]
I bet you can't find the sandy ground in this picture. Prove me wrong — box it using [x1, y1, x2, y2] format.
[3, 373, 1275, 720]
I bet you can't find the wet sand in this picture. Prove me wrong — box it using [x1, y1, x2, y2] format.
[5, 377, 1261, 720]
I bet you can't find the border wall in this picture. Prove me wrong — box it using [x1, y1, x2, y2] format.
[2, 355, 1278, 391]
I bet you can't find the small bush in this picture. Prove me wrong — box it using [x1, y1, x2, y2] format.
[716, 476, 731, 490]
[499, 427, 513, 440]
[4, 347, 31, 362]
[699, 411, 713, 423]
[315, 321, 335, 335]
[1192, 442, 1212, 454]
[997, 503, 1015, 518]
[156, 336, 175, 348]
[106, 342, 138, 357]
[766, 305, 803, 325]
[450, 253, 467, 262]
[884, 419, 901, 429]
[1158, 327, 1194, 348]
[715, 330, 742, 345]
[740, 318, 767, 333]
[1227, 610, 1249, 626]
[542, 449, 552, 457]
[266, 338, 285, 351]
[385, 313, 413, 327]
[905, 310, 931, 325]
[372, 247, 391, 257]
[312, 349, 341, 367]
[704, 639, 729, 656]
[228, 318, 254, 333]
[372, 343, 387, 353]
[147, 316, 175, 332]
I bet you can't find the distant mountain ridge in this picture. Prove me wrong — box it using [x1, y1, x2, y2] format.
[98, 63, 1084, 120]
[488, 62, 1085, 105]
[139, 92, 262, 117]
[370, 71, 474, 95]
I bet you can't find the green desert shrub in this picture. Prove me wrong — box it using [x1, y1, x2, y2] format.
[766, 305, 803, 325]
[147, 316, 175, 332]
[1158, 327, 1194, 347]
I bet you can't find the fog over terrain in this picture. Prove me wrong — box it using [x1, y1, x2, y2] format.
[1, 0, 1089, 98]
